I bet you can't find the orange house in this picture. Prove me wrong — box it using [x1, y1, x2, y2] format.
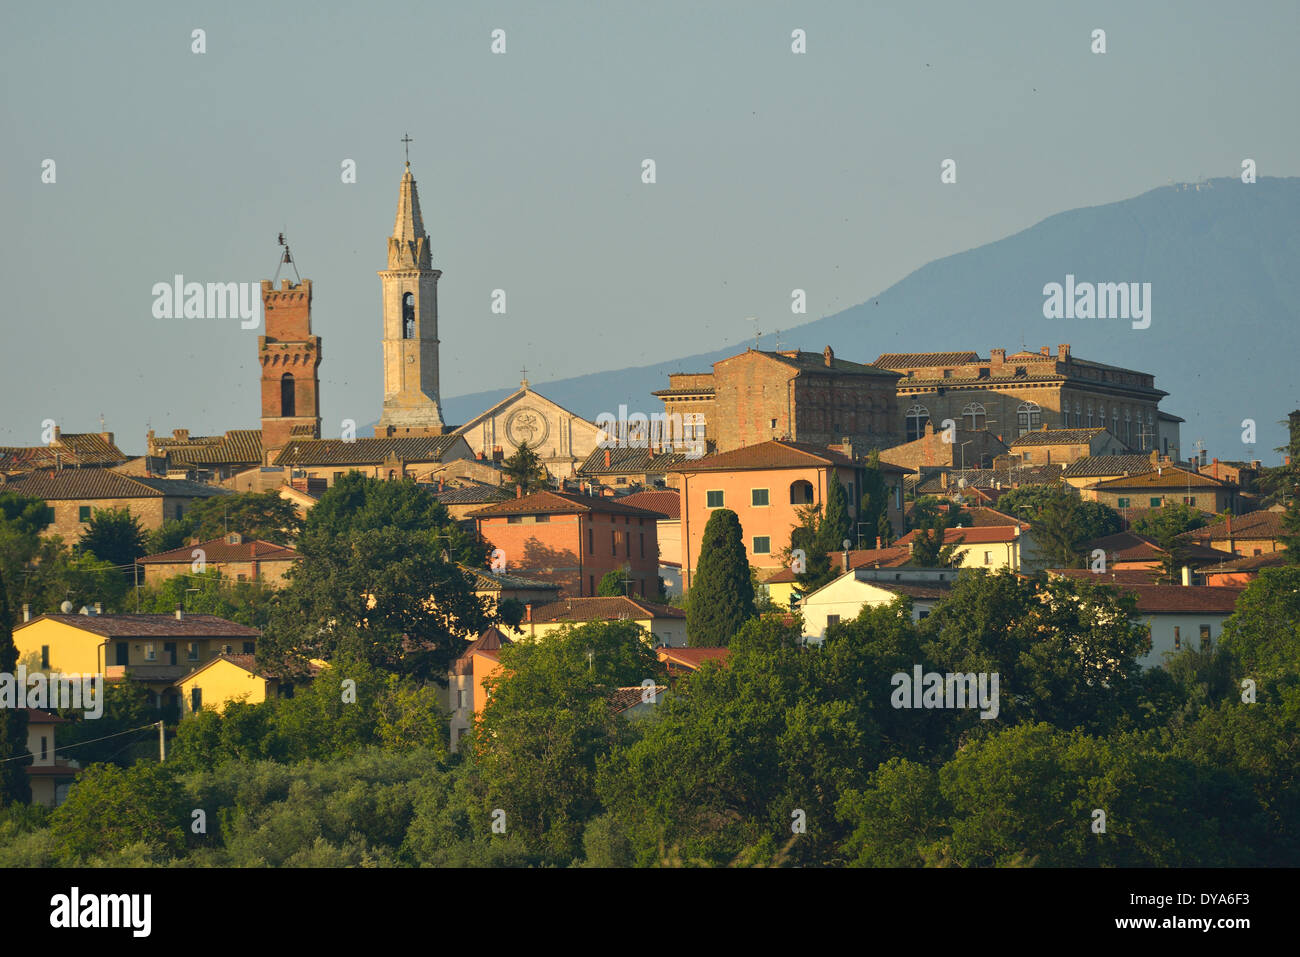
[672, 440, 878, 589]
[470, 490, 667, 598]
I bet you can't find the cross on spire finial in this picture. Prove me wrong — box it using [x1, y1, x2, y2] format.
[520, 365, 529, 389]
[402, 132, 413, 166]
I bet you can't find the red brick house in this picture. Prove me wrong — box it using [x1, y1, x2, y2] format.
[470, 490, 668, 598]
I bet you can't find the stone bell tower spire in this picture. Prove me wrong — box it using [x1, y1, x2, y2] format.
[376, 137, 446, 436]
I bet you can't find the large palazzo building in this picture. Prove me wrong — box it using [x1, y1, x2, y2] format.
[873, 344, 1178, 455]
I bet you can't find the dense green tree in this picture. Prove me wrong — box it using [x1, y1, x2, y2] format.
[837, 758, 948, 867]
[686, 508, 755, 646]
[597, 567, 632, 596]
[0, 492, 50, 600]
[77, 507, 145, 577]
[920, 570, 1149, 733]
[472, 620, 664, 862]
[857, 450, 890, 546]
[135, 569, 276, 629]
[48, 761, 188, 862]
[1218, 565, 1300, 688]
[996, 484, 1122, 568]
[501, 441, 548, 493]
[143, 518, 191, 556]
[0, 569, 32, 805]
[177, 490, 303, 546]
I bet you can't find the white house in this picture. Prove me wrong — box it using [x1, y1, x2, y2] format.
[801, 567, 959, 643]
[893, 523, 1042, 572]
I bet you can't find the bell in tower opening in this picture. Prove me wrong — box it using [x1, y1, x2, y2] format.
[403, 292, 415, 338]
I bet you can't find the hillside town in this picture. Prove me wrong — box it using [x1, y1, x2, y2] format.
[2, 159, 1298, 872]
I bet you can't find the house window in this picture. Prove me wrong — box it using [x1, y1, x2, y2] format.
[1149, 497, 1162, 507]
[1199, 625, 1211, 650]
[587, 528, 594, 552]
[706, 490, 724, 509]
[611, 530, 617, 555]
[753, 536, 771, 555]
[457, 689, 465, 709]
[918, 610, 930, 620]
[190, 688, 202, 712]
[1253, 548, 1263, 557]
[1173, 627, 1181, 651]
[589, 575, 596, 595]
[1016, 402, 1041, 437]
[243, 642, 255, 654]
[769, 418, 778, 429]
[1021, 452, 1033, 463]
[789, 480, 815, 505]
[1117, 497, 1130, 508]
[639, 533, 645, 558]
[1183, 497, 1196, 506]
[905, 404, 930, 442]
[626, 532, 631, 557]
[40, 736, 48, 761]
[187, 642, 199, 661]
[145, 643, 156, 661]
[41, 645, 49, 669]
[827, 614, 840, 628]
[984, 551, 992, 565]
[752, 488, 770, 507]
[507, 515, 523, 524]
[962, 403, 986, 431]
[78, 505, 91, 522]
[175, 504, 184, 521]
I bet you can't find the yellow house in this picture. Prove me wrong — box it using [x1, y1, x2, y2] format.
[24, 708, 81, 807]
[13, 611, 261, 711]
[176, 653, 320, 715]
[514, 596, 688, 646]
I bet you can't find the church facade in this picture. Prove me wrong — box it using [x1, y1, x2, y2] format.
[453, 379, 605, 480]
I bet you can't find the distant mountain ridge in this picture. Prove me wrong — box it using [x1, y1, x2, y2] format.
[440, 178, 1300, 461]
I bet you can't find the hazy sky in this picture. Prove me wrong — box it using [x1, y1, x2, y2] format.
[3, 1, 1297, 451]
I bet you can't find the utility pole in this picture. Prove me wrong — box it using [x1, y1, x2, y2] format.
[157, 720, 165, 762]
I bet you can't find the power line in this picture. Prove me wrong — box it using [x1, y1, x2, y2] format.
[0, 721, 161, 763]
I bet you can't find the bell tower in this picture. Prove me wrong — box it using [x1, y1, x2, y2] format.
[259, 248, 321, 464]
[376, 145, 446, 436]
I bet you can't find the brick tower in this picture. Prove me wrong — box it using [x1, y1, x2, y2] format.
[375, 159, 446, 436]
[259, 278, 321, 464]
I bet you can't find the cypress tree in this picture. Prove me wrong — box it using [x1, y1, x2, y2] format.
[687, 509, 755, 646]
[820, 472, 853, 555]
[0, 568, 32, 806]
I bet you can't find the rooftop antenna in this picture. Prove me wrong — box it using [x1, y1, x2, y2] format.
[273, 232, 301, 284]
[99, 412, 106, 432]
[746, 316, 760, 350]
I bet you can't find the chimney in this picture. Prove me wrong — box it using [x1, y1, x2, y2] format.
[1058, 344, 1071, 359]
[175, 605, 183, 621]
[516, 484, 523, 499]
[93, 602, 102, 615]
[841, 548, 849, 572]
[939, 471, 950, 490]
[21, 603, 30, 623]
[604, 448, 611, 469]
[525, 603, 533, 622]
[990, 348, 1006, 367]
[1180, 565, 1191, 587]
[1226, 513, 1233, 553]
[1200, 450, 1208, 467]
[1040, 346, 1050, 356]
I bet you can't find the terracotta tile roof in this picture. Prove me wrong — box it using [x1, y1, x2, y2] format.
[673, 439, 855, 473]
[1201, 552, 1288, 573]
[609, 685, 667, 714]
[527, 596, 685, 622]
[868, 581, 953, 599]
[0, 469, 229, 501]
[656, 646, 730, 670]
[873, 351, 981, 369]
[138, 535, 301, 565]
[452, 626, 514, 675]
[271, 436, 464, 467]
[1089, 467, 1229, 490]
[183, 652, 320, 682]
[915, 465, 1064, 492]
[22, 708, 69, 724]
[1087, 531, 1236, 564]
[753, 349, 901, 378]
[1182, 510, 1288, 543]
[17, 613, 260, 639]
[617, 489, 681, 519]
[466, 568, 562, 591]
[1047, 568, 1170, 586]
[1120, 584, 1245, 615]
[761, 567, 798, 583]
[650, 386, 716, 397]
[959, 506, 1030, 528]
[429, 483, 512, 505]
[0, 433, 128, 470]
[578, 446, 696, 475]
[156, 429, 263, 466]
[895, 525, 1022, 546]
[470, 489, 668, 519]
[1010, 428, 1110, 447]
[1062, 455, 1159, 478]
[832, 546, 914, 569]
